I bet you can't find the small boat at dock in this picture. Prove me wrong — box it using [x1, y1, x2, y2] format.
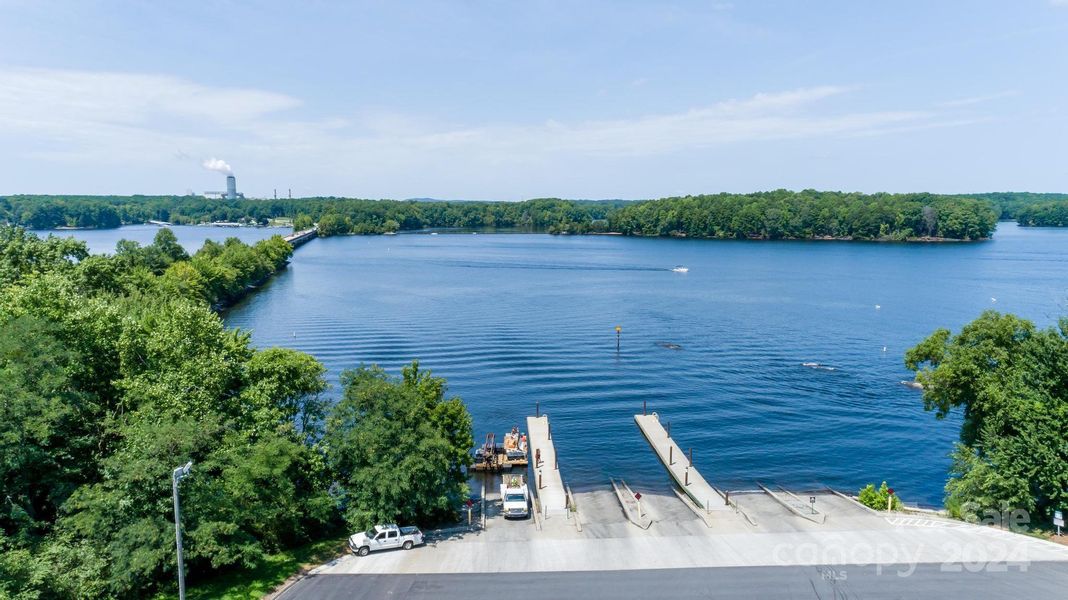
[471, 426, 529, 472]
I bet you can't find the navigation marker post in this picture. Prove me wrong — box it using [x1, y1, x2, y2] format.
[616, 326, 622, 352]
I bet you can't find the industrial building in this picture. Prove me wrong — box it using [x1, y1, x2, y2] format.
[204, 174, 244, 200]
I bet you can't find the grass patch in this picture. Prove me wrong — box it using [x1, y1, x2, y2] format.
[155, 537, 347, 600]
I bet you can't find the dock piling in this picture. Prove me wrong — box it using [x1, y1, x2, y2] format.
[643, 399, 647, 416]
[669, 446, 673, 465]
[685, 468, 690, 486]
[536, 401, 540, 418]
[688, 447, 693, 468]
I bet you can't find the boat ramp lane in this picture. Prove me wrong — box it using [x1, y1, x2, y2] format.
[633, 413, 732, 524]
[757, 483, 827, 524]
[525, 415, 570, 521]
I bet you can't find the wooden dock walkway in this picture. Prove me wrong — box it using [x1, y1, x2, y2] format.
[634, 413, 730, 516]
[526, 415, 568, 517]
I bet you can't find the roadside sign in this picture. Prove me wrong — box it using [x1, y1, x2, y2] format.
[887, 488, 895, 495]
[1055, 510, 1064, 533]
[634, 492, 642, 501]
[466, 499, 473, 508]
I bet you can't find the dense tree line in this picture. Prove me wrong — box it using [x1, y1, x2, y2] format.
[608, 191, 998, 240]
[1014, 201, 1068, 227]
[0, 227, 473, 598]
[943, 192, 1068, 221]
[8, 191, 1057, 238]
[906, 312, 1068, 524]
[0, 195, 622, 233]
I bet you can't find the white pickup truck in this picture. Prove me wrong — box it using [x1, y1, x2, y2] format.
[500, 474, 530, 519]
[348, 524, 425, 556]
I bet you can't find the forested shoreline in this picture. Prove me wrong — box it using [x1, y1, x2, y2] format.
[0, 226, 474, 598]
[3, 190, 1059, 240]
[608, 192, 996, 241]
[1015, 200, 1068, 227]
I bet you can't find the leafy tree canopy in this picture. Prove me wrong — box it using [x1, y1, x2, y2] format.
[906, 311, 1068, 520]
[325, 362, 473, 531]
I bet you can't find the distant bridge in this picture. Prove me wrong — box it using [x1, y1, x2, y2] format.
[284, 227, 318, 249]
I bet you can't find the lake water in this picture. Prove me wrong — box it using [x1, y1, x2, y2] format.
[51, 223, 1068, 505]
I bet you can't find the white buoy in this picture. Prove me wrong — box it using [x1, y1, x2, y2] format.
[991, 297, 997, 303]
[882, 346, 887, 352]
[875, 304, 881, 310]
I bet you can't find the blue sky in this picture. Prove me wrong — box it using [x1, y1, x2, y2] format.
[1, 0, 1066, 199]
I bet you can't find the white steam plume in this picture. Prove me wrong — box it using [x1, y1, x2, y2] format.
[202, 157, 233, 175]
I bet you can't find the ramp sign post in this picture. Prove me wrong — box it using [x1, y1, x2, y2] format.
[1055, 510, 1064, 536]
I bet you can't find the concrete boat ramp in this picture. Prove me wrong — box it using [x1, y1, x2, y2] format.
[292, 407, 1068, 598]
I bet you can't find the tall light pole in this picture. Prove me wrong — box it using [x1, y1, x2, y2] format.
[172, 461, 193, 600]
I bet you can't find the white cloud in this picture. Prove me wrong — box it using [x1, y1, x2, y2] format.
[0, 66, 973, 193]
[0, 67, 298, 128]
[349, 85, 927, 158]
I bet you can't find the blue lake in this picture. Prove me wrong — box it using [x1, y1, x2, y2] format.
[51, 223, 1068, 505]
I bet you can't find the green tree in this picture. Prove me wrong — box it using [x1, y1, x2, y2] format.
[325, 362, 473, 530]
[316, 213, 351, 237]
[906, 311, 1068, 519]
[0, 315, 99, 545]
[0, 226, 338, 597]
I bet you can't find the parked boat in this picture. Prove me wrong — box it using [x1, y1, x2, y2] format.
[471, 426, 529, 472]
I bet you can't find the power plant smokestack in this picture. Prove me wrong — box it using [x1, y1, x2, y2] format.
[226, 175, 237, 200]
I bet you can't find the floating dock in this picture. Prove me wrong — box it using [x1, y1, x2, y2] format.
[526, 415, 568, 517]
[470, 429, 529, 472]
[634, 413, 730, 517]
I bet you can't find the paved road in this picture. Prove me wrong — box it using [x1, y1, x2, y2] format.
[279, 561, 1068, 599]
